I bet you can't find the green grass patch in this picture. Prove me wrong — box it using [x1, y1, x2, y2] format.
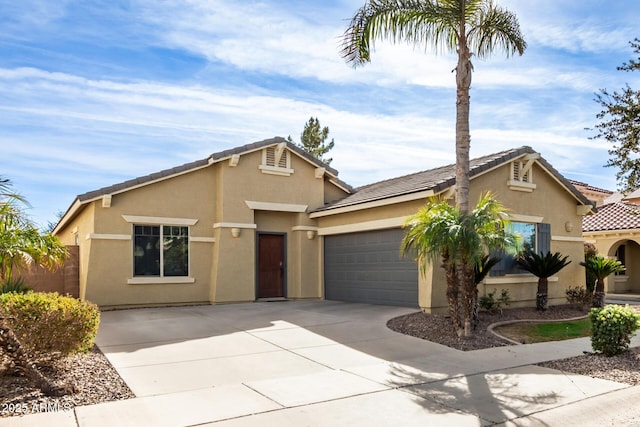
[495, 318, 591, 344]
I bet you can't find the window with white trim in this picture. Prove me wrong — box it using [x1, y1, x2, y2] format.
[133, 225, 189, 277]
[491, 222, 551, 276]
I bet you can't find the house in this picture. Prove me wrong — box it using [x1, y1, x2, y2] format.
[583, 201, 640, 294]
[567, 180, 613, 207]
[54, 137, 594, 312]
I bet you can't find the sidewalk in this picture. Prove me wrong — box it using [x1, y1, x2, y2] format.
[2, 301, 639, 426]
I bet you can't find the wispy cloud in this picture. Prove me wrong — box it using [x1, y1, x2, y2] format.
[0, 0, 636, 225]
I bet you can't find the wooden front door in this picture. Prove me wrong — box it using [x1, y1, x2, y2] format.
[257, 233, 285, 298]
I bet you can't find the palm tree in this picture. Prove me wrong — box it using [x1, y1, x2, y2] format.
[341, 0, 526, 214]
[0, 177, 70, 396]
[0, 177, 67, 283]
[515, 251, 571, 311]
[580, 256, 625, 308]
[402, 192, 516, 336]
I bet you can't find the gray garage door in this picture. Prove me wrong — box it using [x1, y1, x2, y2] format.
[324, 228, 418, 307]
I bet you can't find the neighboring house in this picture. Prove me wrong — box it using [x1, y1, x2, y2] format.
[54, 137, 594, 312]
[603, 187, 640, 205]
[567, 179, 613, 207]
[583, 202, 640, 294]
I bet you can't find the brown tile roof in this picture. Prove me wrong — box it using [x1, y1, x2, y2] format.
[77, 137, 346, 202]
[314, 146, 592, 212]
[567, 179, 613, 195]
[582, 202, 640, 232]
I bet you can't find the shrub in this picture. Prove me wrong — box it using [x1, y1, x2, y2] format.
[565, 286, 592, 311]
[479, 288, 510, 314]
[1, 277, 32, 294]
[589, 304, 640, 356]
[0, 292, 100, 361]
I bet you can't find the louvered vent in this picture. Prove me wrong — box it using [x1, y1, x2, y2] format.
[265, 146, 276, 166]
[513, 161, 530, 182]
[264, 146, 288, 168]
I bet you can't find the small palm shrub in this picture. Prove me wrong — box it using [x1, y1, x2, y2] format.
[479, 288, 510, 315]
[0, 277, 32, 294]
[565, 286, 593, 311]
[516, 251, 571, 311]
[589, 304, 640, 356]
[580, 256, 625, 308]
[0, 292, 100, 362]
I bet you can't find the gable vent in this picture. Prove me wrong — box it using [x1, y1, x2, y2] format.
[265, 146, 288, 168]
[512, 161, 530, 182]
[259, 143, 294, 176]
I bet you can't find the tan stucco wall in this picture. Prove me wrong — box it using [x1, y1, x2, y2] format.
[79, 167, 215, 307]
[323, 179, 349, 205]
[317, 200, 424, 229]
[210, 150, 325, 302]
[56, 203, 95, 301]
[56, 145, 333, 307]
[472, 163, 587, 309]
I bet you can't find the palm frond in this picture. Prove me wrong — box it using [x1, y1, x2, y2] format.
[474, 254, 501, 285]
[580, 256, 625, 279]
[516, 251, 571, 278]
[467, 1, 527, 58]
[341, 0, 461, 65]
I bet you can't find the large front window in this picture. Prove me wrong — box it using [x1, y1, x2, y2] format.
[134, 225, 188, 277]
[491, 221, 551, 277]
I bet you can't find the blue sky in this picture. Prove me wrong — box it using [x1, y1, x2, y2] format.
[1, 0, 639, 228]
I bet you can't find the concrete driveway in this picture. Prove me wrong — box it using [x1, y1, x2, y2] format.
[50, 300, 639, 426]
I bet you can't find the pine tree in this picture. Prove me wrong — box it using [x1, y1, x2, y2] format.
[288, 117, 335, 165]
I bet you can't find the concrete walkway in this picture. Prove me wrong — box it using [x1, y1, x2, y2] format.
[4, 300, 640, 427]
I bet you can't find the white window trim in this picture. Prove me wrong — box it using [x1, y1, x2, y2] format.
[128, 277, 195, 285]
[245, 200, 308, 212]
[213, 222, 257, 229]
[484, 275, 559, 285]
[503, 213, 544, 223]
[190, 236, 216, 243]
[132, 224, 191, 280]
[258, 164, 294, 176]
[123, 215, 198, 226]
[86, 233, 131, 241]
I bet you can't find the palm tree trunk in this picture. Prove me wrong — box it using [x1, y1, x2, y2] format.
[455, 12, 472, 214]
[460, 261, 476, 336]
[593, 278, 606, 308]
[536, 277, 549, 311]
[444, 261, 462, 335]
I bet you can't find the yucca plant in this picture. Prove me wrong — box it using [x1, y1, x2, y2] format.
[580, 256, 625, 308]
[0, 277, 32, 294]
[516, 251, 571, 311]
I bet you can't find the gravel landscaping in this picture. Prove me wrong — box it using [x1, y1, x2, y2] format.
[388, 304, 640, 386]
[0, 346, 134, 418]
